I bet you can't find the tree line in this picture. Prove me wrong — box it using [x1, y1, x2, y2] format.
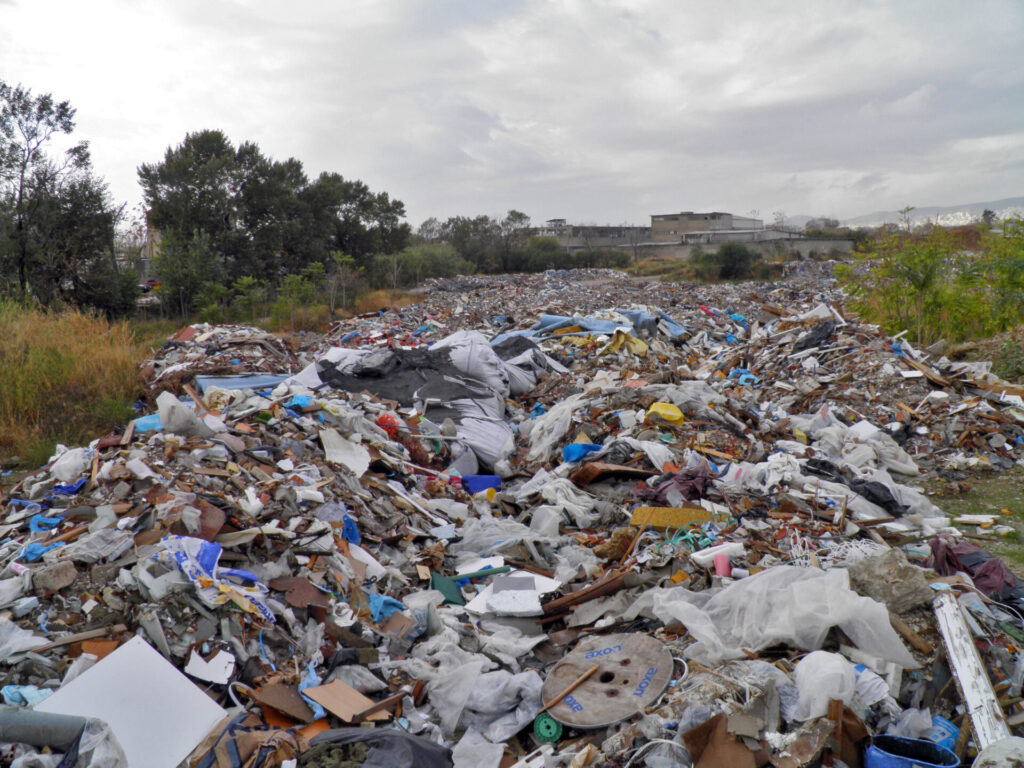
[0, 81, 136, 316]
[1, 78, 634, 322]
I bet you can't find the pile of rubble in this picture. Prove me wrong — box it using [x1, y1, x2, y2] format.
[3, 269, 1024, 768]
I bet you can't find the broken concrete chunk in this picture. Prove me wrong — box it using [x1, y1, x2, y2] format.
[847, 548, 934, 614]
[33, 561, 78, 595]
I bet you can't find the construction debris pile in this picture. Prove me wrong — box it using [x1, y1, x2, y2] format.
[4, 268, 1024, 768]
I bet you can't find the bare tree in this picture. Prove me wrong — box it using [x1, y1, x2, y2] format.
[899, 205, 915, 234]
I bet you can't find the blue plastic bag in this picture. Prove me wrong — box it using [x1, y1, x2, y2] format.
[562, 444, 601, 463]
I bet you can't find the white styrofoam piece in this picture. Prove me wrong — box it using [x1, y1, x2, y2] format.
[36, 636, 226, 768]
[464, 570, 561, 616]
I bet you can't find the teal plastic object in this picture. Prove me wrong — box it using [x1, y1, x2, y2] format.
[533, 712, 562, 743]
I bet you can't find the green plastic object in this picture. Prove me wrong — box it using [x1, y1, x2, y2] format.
[534, 712, 562, 743]
[430, 566, 512, 605]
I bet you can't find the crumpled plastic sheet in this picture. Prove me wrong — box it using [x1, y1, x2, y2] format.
[886, 707, 935, 739]
[0, 573, 29, 606]
[476, 619, 548, 671]
[0, 618, 48, 661]
[452, 729, 503, 768]
[793, 651, 856, 720]
[538, 479, 598, 528]
[527, 393, 586, 463]
[156, 390, 215, 438]
[431, 330, 513, 398]
[626, 566, 918, 668]
[459, 669, 543, 742]
[649, 381, 746, 433]
[449, 516, 553, 558]
[48, 446, 92, 483]
[9, 718, 128, 768]
[427, 660, 486, 736]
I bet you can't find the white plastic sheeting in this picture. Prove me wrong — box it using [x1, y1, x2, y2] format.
[626, 566, 918, 668]
[527, 394, 586, 463]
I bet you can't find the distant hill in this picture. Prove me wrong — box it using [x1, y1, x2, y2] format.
[840, 197, 1024, 228]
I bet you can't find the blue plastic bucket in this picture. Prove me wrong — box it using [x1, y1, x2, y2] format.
[865, 735, 959, 768]
[925, 715, 959, 752]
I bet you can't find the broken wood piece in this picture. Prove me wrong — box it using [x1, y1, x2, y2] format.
[889, 612, 933, 654]
[119, 420, 135, 447]
[33, 623, 128, 653]
[542, 571, 629, 616]
[183, 383, 211, 415]
[302, 679, 391, 723]
[630, 505, 713, 530]
[351, 690, 406, 723]
[537, 664, 600, 715]
[933, 591, 1010, 749]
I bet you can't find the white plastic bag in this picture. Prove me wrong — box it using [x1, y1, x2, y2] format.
[793, 651, 856, 721]
[156, 391, 214, 438]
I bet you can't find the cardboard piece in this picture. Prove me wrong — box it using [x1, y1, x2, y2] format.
[36, 636, 226, 768]
[301, 679, 391, 723]
[250, 682, 316, 723]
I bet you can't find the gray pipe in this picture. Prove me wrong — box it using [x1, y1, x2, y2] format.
[0, 709, 87, 750]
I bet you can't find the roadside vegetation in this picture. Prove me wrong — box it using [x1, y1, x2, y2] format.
[0, 301, 159, 466]
[835, 220, 1024, 348]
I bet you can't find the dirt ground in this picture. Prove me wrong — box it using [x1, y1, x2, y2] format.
[924, 465, 1024, 576]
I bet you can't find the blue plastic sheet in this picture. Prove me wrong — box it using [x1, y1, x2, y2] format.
[369, 592, 405, 623]
[298, 661, 327, 720]
[18, 542, 64, 562]
[1, 685, 52, 707]
[341, 514, 361, 545]
[729, 313, 749, 329]
[194, 374, 290, 393]
[520, 309, 688, 341]
[51, 477, 87, 496]
[461, 475, 502, 495]
[133, 413, 164, 432]
[562, 443, 602, 463]
[28, 515, 62, 533]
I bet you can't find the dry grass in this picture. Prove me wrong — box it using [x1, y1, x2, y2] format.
[626, 257, 697, 283]
[266, 303, 335, 333]
[352, 290, 417, 314]
[0, 301, 146, 466]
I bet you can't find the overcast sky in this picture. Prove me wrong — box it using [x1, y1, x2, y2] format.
[1, 0, 1022, 227]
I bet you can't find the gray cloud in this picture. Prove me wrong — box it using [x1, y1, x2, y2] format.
[1, 0, 1021, 226]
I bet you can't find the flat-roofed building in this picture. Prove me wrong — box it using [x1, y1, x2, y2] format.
[650, 211, 764, 243]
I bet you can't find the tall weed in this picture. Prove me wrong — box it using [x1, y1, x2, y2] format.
[0, 301, 141, 464]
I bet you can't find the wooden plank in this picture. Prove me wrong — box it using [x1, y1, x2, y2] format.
[630, 506, 713, 530]
[889, 612, 933, 654]
[183, 383, 212, 415]
[33, 623, 127, 652]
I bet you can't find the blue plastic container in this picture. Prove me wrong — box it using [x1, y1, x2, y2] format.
[864, 736, 958, 768]
[925, 715, 959, 752]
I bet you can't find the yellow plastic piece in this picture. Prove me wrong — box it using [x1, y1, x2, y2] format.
[599, 329, 648, 356]
[645, 402, 685, 426]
